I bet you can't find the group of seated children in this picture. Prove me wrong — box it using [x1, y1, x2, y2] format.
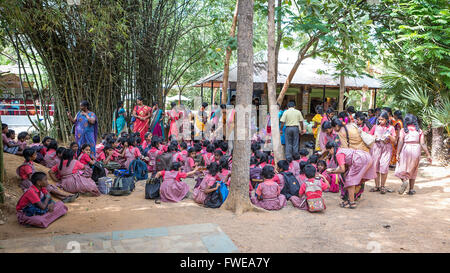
[248, 142, 340, 212]
[11, 125, 341, 228]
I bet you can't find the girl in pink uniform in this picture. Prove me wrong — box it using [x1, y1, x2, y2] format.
[395, 114, 432, 195]
[119, 136, 142, 169]
[48, 149, 100, 196]
[43, 140, 59, 168]
[155, 162, 198, 203]
[369, 111, 396, 194]
[250, 165, 287, 211]
[193, 162, 221, 205]
[326, 141, 376, 209]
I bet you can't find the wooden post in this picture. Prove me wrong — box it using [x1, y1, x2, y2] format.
[322, 85, 326, 108]
[201, 84, 204, 104]
[374, 88, 377, 108]
[211, 81, 213, 105]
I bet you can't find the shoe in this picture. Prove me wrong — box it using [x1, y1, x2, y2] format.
[62, 193, 79, 203]
[398, 180, 408, 194]
[407, 190, 416, 195]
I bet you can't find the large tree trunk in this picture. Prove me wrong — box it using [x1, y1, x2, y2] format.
[221, 0, 239, 104]
[338, 73, 345, 112]
[274, 0, 282, 82]
[223, 0, 260, 214]
[267, 0, 283, 162]
[431, 126, 445, 164]
[276, 37, 318, 105]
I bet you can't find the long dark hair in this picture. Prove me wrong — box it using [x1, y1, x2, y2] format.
[356, 112, 373, 130]
[403, 114, 420, 133]
[115, 101, 123, 121]
[60, 149, 75, 170]
[325, 141, 339, 166]
[377, 110, 390, 127]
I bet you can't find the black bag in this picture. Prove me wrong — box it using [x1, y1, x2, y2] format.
[204, 182, 222, 208]
[155, 153, 173, 172]
[109, 176, 135, 196]
[91, 162, 107, 182]
[145, 177, 161, 199]
[280, 171, 301, 200]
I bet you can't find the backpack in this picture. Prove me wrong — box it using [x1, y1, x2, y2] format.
[91, 161, 107, 182]
[128, 159, 148, 180]
[114, 168, 131, 177]
[156, 153, 173, 172]
[109, 176, 136, 196]
[145, 176, 161, 199]
[280, 172, 300, 200]
[305, 179, 325, 212]
[204, 182, 225, 208]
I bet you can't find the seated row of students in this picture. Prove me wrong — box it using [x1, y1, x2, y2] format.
[2, 123, 30, 155]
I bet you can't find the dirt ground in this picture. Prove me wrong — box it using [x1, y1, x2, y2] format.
[1, 153, 449, 253]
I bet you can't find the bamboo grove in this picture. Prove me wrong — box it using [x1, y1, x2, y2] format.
[0, 0, 221, 142]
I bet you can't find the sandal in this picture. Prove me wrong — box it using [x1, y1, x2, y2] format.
[407, 190, 416, 195]
[370, 187, 380, 192]
[380, 186, 387, 194]
[349, 202, 357, 209]
[155, 199, 161, 204]
[398, 180, 408, 194]
[340, 200, 350, 208]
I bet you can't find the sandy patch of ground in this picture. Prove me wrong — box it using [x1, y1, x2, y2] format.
[1, 153, 449, 252]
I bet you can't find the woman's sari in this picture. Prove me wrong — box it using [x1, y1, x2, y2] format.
[133, 105, 152, 142]
[112, 108, 127, 136]
[168, 109, 180, 139]
[74, 111, 98, 156]
[390, 118, 403, 165]
[278, 110, 286, 145]
[150, 108, 164, 139]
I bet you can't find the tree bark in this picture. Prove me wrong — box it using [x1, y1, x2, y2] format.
[223, 0, 261, 214]
[222, 0, 239, 104]
[276, 37, 318, 105]
[274, 0, 282, 83]
[338, 73, 345, 112]
[431, 126, 445, 164]
[267, 0, 284, 162]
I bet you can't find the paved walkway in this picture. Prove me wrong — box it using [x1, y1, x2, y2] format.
[0, 223, 239, 253]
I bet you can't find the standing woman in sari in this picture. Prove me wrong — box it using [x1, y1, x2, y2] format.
[112, 101, 127, 136]
[67, 100, 98, 157]
[390, 110, 404, 167]
[149, 102, 165, 139]
[132, 97, 152, 142]
[167, 102, 181, 140]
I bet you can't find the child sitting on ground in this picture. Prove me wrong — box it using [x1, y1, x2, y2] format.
[250, 165, 287, 211]
[43, 139, 59, 168]
[78, 144, 96, 167]
[17, 132, 30, 151]
[69, 142, 79, 159]
[317, 160, 338, 193]
[193, 162, 221, 205]
[299, 148, 309, 162]
[17, 148, 77, 202]
[298, 164, 330, 212]
[16, 172, 69, 228]
[155, 162, 198, 203]
[2, 125, 22, 155]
